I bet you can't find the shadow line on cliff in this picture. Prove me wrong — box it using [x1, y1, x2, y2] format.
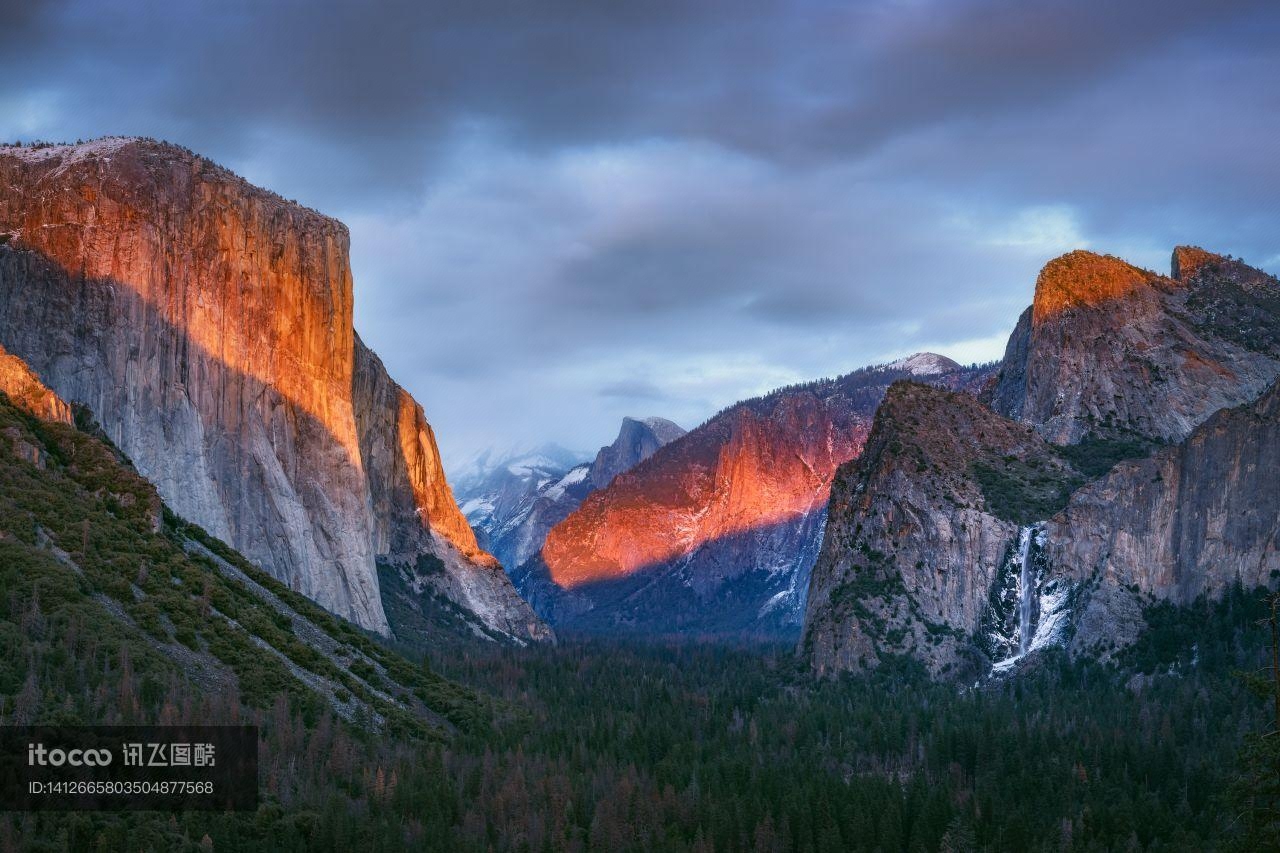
[0, 242, 387, 617]
[515, 511, 827, 639]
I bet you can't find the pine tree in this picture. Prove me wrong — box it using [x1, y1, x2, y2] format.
[1228, 591, 1280, 850]
[938, 815, 978, 853]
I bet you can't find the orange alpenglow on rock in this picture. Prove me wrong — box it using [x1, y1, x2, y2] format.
[1170, 245, 1224, 282]
[0, 343, 73, 424]
[991, 244, 1280, 446]
[541, 398, 866, 589]
[538, 357, 983, 596]
[353, 332, 498, 569]
[0, 138, 386, 630]
[0, 138, 549, 642]
[1030, 250, 1162, 324]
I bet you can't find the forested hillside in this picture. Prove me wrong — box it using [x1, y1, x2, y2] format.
[424, 593, 1272, 852]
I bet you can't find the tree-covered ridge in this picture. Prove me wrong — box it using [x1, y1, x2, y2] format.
[0, 389, 504, 846]
[0, 390, 490, 734]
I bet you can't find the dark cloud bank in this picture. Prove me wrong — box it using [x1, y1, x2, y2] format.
[3, 0, 1279, 462]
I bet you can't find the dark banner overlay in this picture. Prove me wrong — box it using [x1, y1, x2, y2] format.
[0, 726, 258, 811]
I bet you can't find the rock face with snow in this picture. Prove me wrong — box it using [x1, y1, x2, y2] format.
[588, 416, 687, 491]
[455, 443, 592, 569]
[884, 352, 966, 377]
[530, 357, 995, 636]
[801, 381, 1082, 678]
[802, 246, 1280, 678]
[459, 418, 687, 579]
[0, 138, 549, 642]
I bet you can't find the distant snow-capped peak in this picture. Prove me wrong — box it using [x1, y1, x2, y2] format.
[882, 352, 961, 376]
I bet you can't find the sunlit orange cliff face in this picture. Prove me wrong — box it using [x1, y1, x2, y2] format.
[0, 138, 547, 641]
[991, 246, 1280, 446]
[1029, 250, 1166, 325]
[543, 394, 868, 589]
[0, 343, 72, 425]
[539, 357, 988, 607]
[353, 336, 497, 568]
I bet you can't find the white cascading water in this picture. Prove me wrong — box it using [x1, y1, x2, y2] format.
[994, 522, 1068, 675]
[1016, 525, 1035, 655]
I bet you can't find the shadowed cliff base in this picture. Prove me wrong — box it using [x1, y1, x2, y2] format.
[514, 512, 830, 640]
[1045, 374, 1280, 619]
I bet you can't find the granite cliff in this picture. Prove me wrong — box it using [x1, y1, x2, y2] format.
[353, 337, 552, 642]
[1, 342, 76, 470]
[1043, 377, 1280, 657]
[588, 416, 687, 491]
[803, 246, 1280, 678]
[802, 381, 1083, 678]
[991, 248, 1280, 444]
[0, 138, 547, 642]
[0, 342, 72, 426]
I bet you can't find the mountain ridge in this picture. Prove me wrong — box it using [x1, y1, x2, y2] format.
[461, 416, 686, 579]
[803, 246, 1280, 679]
[530, 354, 996, 635]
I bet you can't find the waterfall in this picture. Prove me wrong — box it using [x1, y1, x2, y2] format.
[1016, 526, 1035, 655]
[993, 521, 1069, 674]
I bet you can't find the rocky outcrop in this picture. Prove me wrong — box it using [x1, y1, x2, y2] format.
[0, 138, 547, 642]
[0, 343, 75, 470]
[0, 343, 72, 424]
[589, 417, 686, 491]
[353, 337, 551, 642]
[985, 246, 1280, 661]
[535, 356, 995, 635]
[991, 248, 1280, 444]
[804, 245, 1280, 679]
[353, 336, 490, 566]
[802, 382, 1081, 678]
[1041, 377, 1280, 655]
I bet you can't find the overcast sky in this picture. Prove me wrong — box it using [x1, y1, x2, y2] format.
[4, 0, 1279, 467]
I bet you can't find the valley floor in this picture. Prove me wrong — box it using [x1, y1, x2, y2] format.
[424, 600, 1270, 853]
[6, 589, 1275, 852]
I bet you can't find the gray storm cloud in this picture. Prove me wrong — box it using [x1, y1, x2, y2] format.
[2, 0, 1278, 463]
